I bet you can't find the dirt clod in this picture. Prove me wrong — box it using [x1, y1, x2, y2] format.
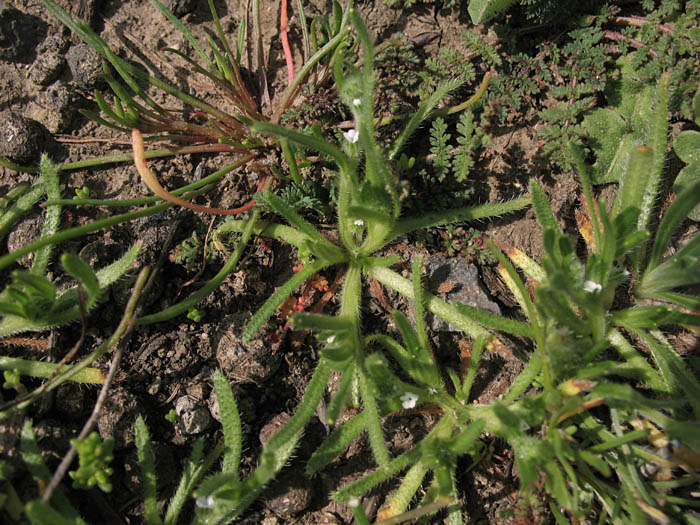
[66, 43, 103, 89]
[97, 386, 144, 450]
[215, 313, 281, 385]
[263, 469, 315, 518]
[28, 33, 69, 86]
[42, 80, 79, 133]
[0, 112, 52, 165]
[163, 0, 198, 17]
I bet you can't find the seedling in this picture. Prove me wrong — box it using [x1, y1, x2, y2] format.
[68, 432, 114, 493]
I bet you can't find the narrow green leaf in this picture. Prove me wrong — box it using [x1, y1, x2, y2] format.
[326, 364, 356, 427]
[253, 122, 349, 174]
[134, 416, 162, 525]
[25, 500, 78, 525]
[392, 196, 531, 240]
[612, 145, 654, 221]
[307, 411, 367, 474]
[453, 301, 535, 338]
[290, 313, 354, 332]
[411, 256, 428, 351]
[152, 0, 215, 71]
[163, 438, 206, 525]
[640, 330, 700, 418]
[358, 366, 391, 467]
[389, 79, 464, 161]
[212, 370, 242, 476]
[530, 179, 559, 233]
[648, 178, 700, 270]
[448, 419, 485, 455]
[242, 260, 329, 344]
[461, 335, 486, 401]
[61, 253, 100, 298]
[20, 420, 83, 522]
[32, 155, 62, 276]
[12, 272, 55, 302]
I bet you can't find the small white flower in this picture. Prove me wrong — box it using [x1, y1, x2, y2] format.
[354, 219, 364, 227]
[348, 497, 360, 508]
[196, 495, 216, 509]
[400, 392, 419, 409]
[352, 98, 362, 106]
[326, 335, 336, 343]
[343, 128, 359, 144]
[583, 280, 602, 293]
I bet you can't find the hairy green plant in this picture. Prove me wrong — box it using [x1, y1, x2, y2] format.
[187, 17, 698, 521]
[13, 3, 700, 524]
[581, 57, 669, 186]
[186, 10, 528, 524]
[0, 157, 140, 338]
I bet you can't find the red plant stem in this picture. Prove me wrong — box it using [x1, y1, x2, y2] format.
[132, 128, 259, 215]
[280, 0, 295, 85]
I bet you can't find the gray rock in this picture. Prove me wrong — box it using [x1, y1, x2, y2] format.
[424, 254, 501, 332]
[0, 111, 50, 164]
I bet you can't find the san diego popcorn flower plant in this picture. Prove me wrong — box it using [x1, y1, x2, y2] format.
[5, 2, 700, 525]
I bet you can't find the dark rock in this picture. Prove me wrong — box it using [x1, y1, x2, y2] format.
[424, 255, 501, 332]
[263, 469, 314, 518]
[0, 2, 46, 62]
[66, 43, 103, 89]
[43, 81, 78, 133]
[29, 34, 69, 86]
[163, 0, 198, 17]
[0, 112, 50, 165]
